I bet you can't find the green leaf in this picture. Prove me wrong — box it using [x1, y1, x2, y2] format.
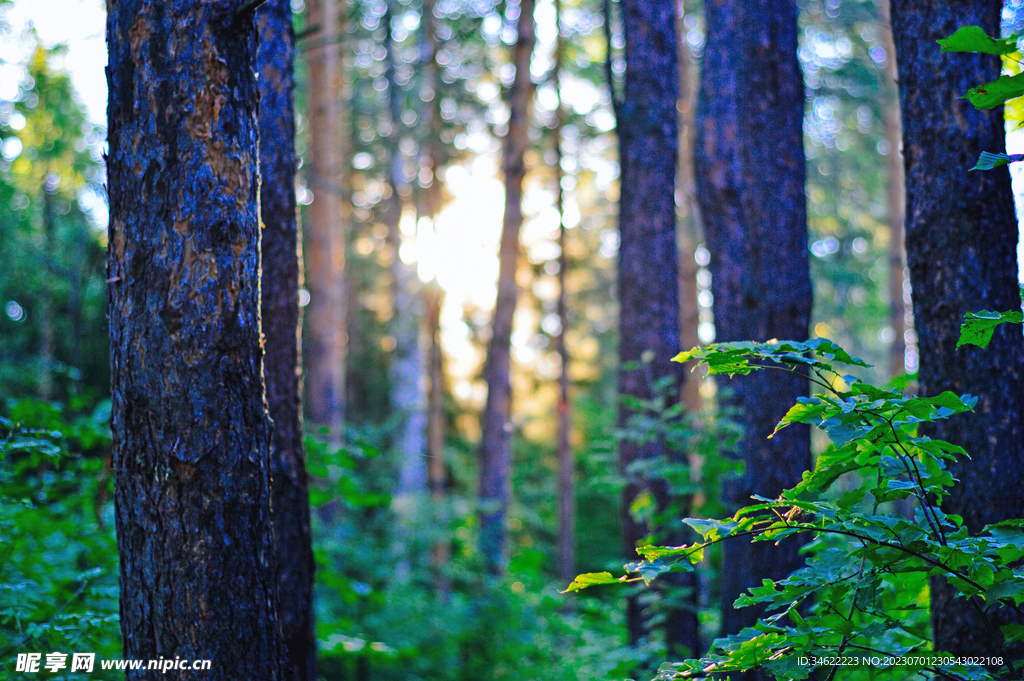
[963, 73, 1024, 109]
[938, 26, 1017, 55]
[1001, 624, 1024, 645]
[958, 309, 1024, 348]
[561, 571, 631, 593]
[804, 337, 870, 367]
[636, 543, 704, 564]
[970, 151, 1024, 171]
[770, 399, 825, 438]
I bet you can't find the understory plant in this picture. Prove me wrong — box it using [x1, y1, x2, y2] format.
[566, 336, 1024, 680]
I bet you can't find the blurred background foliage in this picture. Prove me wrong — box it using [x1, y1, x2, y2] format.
[2, 0, 1022, 678]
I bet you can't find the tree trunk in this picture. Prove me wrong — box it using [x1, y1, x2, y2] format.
[385, 0, 428, 574]
[693, 0, 812, 658]
[38, 189, 55, 399]
[552, 0, 575, 587]
[257, 2, 316, 679]
[424, 280, 449, 595]
[106, 2, 285, 678]
[878, 0, 907, 384]
[477, 0, 535, 577]
[615, 0, 691, 654]
[419, 0, 450, 596]
[676, 0, 702, 415]
[891, 0, 1024, 657]
[304, 0, 348, 438]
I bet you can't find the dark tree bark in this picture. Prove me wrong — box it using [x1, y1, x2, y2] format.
[478, 0, 535, 576]
[693, 0, 813, 656]
[891, 0, 1024, 657]
[106, 2, 285, 678]
[614, 0, 694, 655]
[304, 0, 347, 438]
[257, 2, 316, 679]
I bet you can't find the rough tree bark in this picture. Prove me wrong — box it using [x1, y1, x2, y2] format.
[693, 0, 813, 658]
[891, 0, 1024, 657]
[478, 0, 535, 576]
[257, 1, 316, 678]
[304, 0, 347, 438]
[106, 1, 285, 678]
[614, 0, 694, 655]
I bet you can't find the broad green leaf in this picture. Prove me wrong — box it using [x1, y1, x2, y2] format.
[970, 151, 1024, 170]
[938, 26, 1017, 55]
[770, 399, 825, 437]
[1001, 624, 1024, 645]
[804, 337, 870, 367]
[561, 571, 629, 593]
[958, 309, 1024, 348]
[963, 73, 1024, 109]
[636, 543, 704, 564]
[684, 517, 739, 541]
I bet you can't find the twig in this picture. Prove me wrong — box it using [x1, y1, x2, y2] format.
[235, 0, 270, 19]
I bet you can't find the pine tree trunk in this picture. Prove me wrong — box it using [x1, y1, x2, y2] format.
[304, 0, 347, 438]
[676, 0, 702, 414]
[878, 0, 907, 383]
[615, 0, 690, 652]
[693, 0, 812, 659]
[552, 0, 575, 586]
[478, 0, 535, 576]
[418, 0, 450, 596]
[424, 280, 449, 595]
[257, 2, 316, 678]
[891, 0, 1024, 658]
[385, 0, 428, 573]
[106, 2, 285, 678]
[38, 189, 55, 399]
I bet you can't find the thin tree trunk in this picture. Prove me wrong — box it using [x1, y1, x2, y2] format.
[258, 2, 316, 679]
[304, 0, 348, 438]
[693, 0, 812, 665]
[676, 0, 702, 414]
[878, 0, 907, 383]
[385, 0, 428, 574]
[38, 189, 54, 400]
[424, 280, 449, 595]
[551, 0, 575, 587]
[106, 2, 285, 677]
[890, 0, 1024, 658]
[615, 0, 689, 653]
[70, 218, 87, 396]
[419, 0, 450, 596]
[477, 0, 536, 577]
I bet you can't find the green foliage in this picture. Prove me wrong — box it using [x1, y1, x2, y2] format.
[938, 26, 1018, 56]
[970, 152, 1024, 171]
[570, 339, 1024, 680]
[0, 39, 108, 400]
[0, 398, 120, 677]
[940, 27, 1024, 171]
[957, 310, 1024, 349]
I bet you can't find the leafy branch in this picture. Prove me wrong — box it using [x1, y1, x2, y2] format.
[565, 337, 1024, 680]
